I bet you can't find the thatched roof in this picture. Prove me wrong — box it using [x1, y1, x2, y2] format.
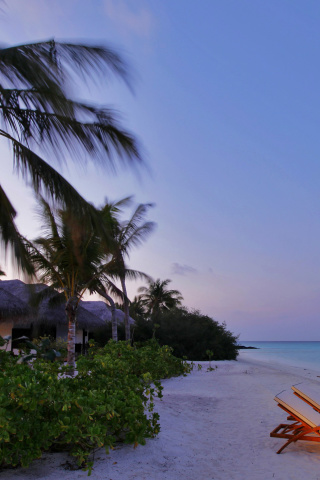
[0, 286, 30, 322]
[81, 300, 135, 325]
[0, 279, 47, 303]
[36, 298, 104, 329]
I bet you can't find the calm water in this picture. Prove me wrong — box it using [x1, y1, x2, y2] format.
[239, 341, 320, 372]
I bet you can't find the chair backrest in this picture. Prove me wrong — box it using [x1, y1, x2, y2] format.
[274, 390, 320, 428]
[292, 383, 320, 411]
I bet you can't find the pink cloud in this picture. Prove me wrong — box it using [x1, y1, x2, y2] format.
[103, 0, 154, 38]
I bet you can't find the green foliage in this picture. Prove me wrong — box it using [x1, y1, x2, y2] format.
[138, 278, 183, 318]
[14, 336, 62, 363]
[133, 307, 239, 361]
[0, 39, 142, 274]
[0, 340, 190, 474]
[92, 321, 126, 345]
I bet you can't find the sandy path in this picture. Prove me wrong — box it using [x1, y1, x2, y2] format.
[3, 356, 320, 479]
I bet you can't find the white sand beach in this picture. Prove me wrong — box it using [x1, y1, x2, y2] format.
[3, 354, 320, 480]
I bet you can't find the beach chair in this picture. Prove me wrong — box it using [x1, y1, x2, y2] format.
[292, 383, 320, 412]
[270, 390, 320, 454]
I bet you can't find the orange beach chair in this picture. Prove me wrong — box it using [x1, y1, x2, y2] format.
[270, 389, 320, 454]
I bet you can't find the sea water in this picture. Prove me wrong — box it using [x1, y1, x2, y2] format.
[239, 341, 320, 372]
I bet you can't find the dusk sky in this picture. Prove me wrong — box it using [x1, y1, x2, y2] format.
[1, 1, 320, 341]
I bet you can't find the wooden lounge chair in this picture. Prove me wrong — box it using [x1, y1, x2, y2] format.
[292, 383, 320, 412]
[270, 390, 320, 454]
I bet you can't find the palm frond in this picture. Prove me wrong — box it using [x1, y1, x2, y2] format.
[0, 130, 97, 214]
[92, 277, 125, 302]
[1, 101, 142, 169]
[0, 184, 34, 275]
[121, 268, 152, 282]
[0, 39, 130, 90]
[23, 236, 65, 288]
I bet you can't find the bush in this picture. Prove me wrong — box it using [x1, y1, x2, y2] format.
[133, 307, 239, 361]
[92, 322, 126, 345]
[0, 339, 191, 474]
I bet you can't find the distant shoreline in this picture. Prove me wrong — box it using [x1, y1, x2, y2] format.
[237, 345, 258, 349]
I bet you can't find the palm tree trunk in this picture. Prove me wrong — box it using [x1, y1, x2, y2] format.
[65, 296, 77, 374]
[96, 287, 118, 342]
[121, 276, 130, 341]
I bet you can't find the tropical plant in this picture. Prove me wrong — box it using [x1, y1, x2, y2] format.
[99, 197, 155, 340]
[138, 278, 183, 320]
[14, 336, 62, 363]
[0, 339, 191, 474]
[0, 39, 142, 273]
[93, 285, 119, 342]
[24, 198, 114, 372]
[134, 307, 239, 361]
[129, 295, 147, 320]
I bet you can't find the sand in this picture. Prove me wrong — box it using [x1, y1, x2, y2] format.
[2, 353, 320, 480]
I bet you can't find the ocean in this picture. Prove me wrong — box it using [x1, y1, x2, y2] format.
[239, 341, 320, 372]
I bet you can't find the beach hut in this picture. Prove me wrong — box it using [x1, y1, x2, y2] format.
[0, 279, 105, 352]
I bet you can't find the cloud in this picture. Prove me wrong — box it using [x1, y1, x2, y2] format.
[103, 0, 154, 38]
[171, 263, 197, 276]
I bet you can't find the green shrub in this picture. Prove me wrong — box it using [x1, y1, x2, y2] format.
[0, 339, 190, 475]
[91, 322, 126, 345]
[133, 307, 239, 361]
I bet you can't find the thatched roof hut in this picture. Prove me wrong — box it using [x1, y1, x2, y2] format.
[0, 280, 104, 330]
[0, 280, 137, 333]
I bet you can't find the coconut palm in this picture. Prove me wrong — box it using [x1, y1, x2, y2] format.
[0, 39, 142, 273]
[24, 197, 120, 372]
[129, 295, 147, 320]
[138, 279, 183, 320]
[100, 198, 155, 340]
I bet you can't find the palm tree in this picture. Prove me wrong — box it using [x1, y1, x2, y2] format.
[129, 295, 147, 320]
[24, 198, 114, 372]
[138, 279, 183, 320]
[0, 39, 142, 273]
[100, 198, 155, 340]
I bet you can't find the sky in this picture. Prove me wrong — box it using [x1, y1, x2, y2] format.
[1, 0, 320, 341]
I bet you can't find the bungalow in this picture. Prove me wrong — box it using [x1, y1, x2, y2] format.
[0, 279, 132, 352]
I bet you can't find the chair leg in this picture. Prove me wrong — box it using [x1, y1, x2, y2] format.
[277, 429, 309, 454]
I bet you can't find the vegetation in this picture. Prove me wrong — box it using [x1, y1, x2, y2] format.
[92, 304, 238, 362]
[0, 29, 241, 480]
[0, 38, 238, 366]
[132, 307, 238, 361]
[98, 197, 156, 341]
[24, 198, 108, 372]
[138, 278, 184, 319]
[0, 339, 191, 475]
[0, 39, 141, 273]
[24, 195, 157, 370]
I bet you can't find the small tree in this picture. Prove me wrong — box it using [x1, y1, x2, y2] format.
[99, 198, 155, 340]
[138, 279, 183, 320]
[25, 198, 108, 372]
